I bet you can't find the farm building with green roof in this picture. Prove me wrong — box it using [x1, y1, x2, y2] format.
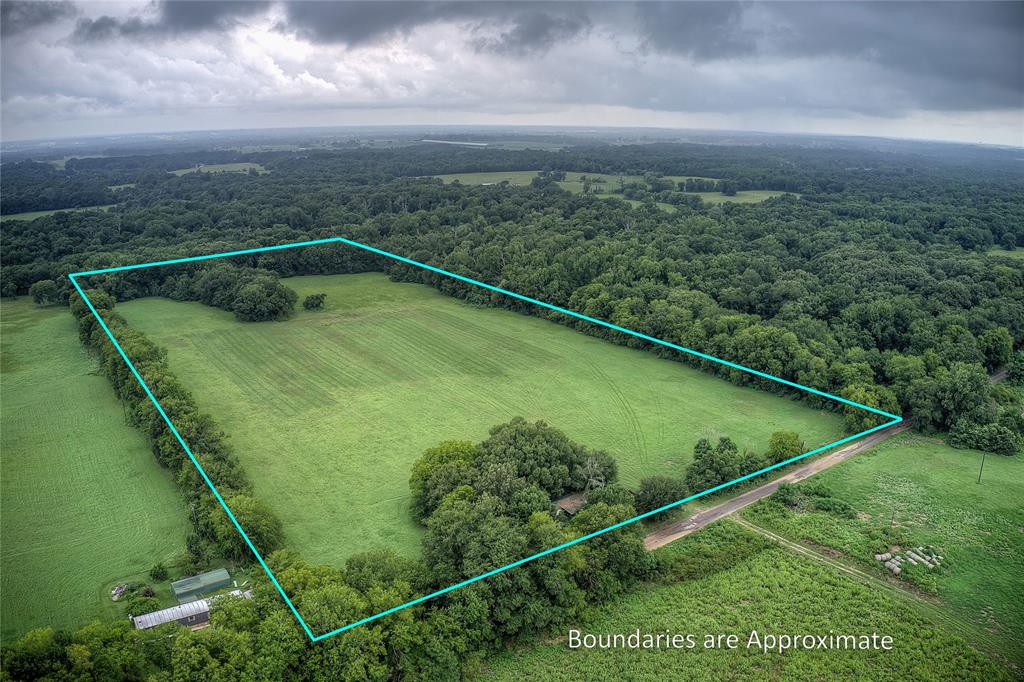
[171, 567, 231, 603]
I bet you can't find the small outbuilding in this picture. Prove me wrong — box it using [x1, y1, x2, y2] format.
[171, 567, 232, 603]
[131, 589, 251, 631]
[553, 491, 587, 517]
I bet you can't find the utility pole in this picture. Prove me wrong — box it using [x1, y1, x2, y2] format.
[977, 451, 987, 484]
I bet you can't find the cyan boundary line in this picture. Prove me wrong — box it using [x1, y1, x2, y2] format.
[69, 237, 903, 641]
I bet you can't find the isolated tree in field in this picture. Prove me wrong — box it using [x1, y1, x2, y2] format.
[634, 476, 687, 514]
[767, 430, 804, 464]
[29, 279, 59, 306]
[231, 278, 297, 321]
[303, 293, 326, 310]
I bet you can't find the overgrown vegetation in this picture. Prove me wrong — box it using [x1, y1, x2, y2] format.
[743, 434, 1024, 659]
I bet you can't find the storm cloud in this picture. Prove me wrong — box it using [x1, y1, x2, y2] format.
[1, 1, 1021, 144]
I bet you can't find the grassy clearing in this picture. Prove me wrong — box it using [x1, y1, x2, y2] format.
[742, 433, 1024, 660]
[556, 172, 718, 194]
[479, 521, 1012, 680]
[987, 247, 1024, 260]
[119, 273, 844, 566]
[171, 162, 268, 176]
[0, 205, 117, 222]
[433, 170, 540, 185]
[0, 300, 188, 643]
[694, 190, 789, 204]
[432, 170, 788, 205]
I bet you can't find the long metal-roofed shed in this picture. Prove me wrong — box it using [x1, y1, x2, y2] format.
[131, 589, 252, 630]
[171, 567, 232, 603]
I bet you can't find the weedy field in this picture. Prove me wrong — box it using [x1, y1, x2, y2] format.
[479, 521, 1014, 681]
[0, 299, 188, 642]
[742, 433, 1024, 662]
[120, 273, 844, 566]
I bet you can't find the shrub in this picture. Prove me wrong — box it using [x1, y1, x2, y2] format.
[303, 293, 326, 310]
[149, 563, 168, 581]
[125, 595, 160, 616]
[949, 420, 1021, 456]
[29, 279, 59, 306]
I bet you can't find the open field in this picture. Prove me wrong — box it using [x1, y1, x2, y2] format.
[555, 171, 719, 194]
[0, 204, 117, 222]
[119, 273, 844, 566]
[0, 299, 188, 642]
[694, 190, 790, 204]
[434, 170, 540, 185]
[987, 246, 1024, 260]
[171, 162, 268, 176]
[479, 521, 1013, 680]
[433, 170, 789, 204]
[742, 433, 1024, 660]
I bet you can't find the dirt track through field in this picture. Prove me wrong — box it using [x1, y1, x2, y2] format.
[644, 420, 911, 550]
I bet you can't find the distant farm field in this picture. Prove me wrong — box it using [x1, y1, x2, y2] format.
[480, 522, 1012, 681]
[171, 162, 267, 176]
[693, 190, 790, 204]
[987, 246, 1024, 260]
[743, 434, 1024, 661]
[433, 170, 540, 185]
[0, 204, 117, 222]
[120, 273, 844, 566]
[432, 170, 789, 204]
[0, 300, 188, 642]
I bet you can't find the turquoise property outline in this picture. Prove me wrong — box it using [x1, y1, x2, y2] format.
[69, 236, 902, 642]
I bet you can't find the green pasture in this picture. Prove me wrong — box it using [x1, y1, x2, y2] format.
[433, 170, 540, 185]
[480, 521, 1011, 680]
[120, 273, 843, 566]
[694, 190, 790, 204]
[743, 433, 1024, 660]
[432, 170, 788, 205]
[987, 246, 1024, 260]
[0, 299, 188, 642]
[171, 162, 267, 176]
[0, 205, 117, 222]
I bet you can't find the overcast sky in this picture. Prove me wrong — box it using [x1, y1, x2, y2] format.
[1, 1, 1022, 145]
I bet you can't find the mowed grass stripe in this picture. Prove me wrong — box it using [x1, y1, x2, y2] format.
[120, 273, 844, 566]
[0, 300, 188, 642]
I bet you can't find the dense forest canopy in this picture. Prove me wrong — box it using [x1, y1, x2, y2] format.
[3, 140, 1021, 447]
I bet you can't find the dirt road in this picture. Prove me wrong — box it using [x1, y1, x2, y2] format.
[644, 420, 911, 550]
